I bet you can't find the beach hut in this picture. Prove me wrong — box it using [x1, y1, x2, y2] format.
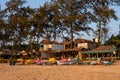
[39, 38, 98, 60]
[61, 41, 72, 49]
[74, 38, 97, 50]
[39, 40, 64, 58]
[49, 38, 97, 59]
[39, 40, 64, 51]
[81, 45, 117, 61]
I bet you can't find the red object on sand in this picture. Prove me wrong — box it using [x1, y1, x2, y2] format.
[61, 58, 67, 62]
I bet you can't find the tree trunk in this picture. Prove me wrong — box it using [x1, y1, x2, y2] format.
[70, 23, 73, 48]
[98, 20, 102, 45]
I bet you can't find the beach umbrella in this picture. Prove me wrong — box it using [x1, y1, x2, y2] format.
[0, 51, 11, 55]
[21, 50, 26, 54]
[22, 53, 27, 56]
[20, 50, 27, 56]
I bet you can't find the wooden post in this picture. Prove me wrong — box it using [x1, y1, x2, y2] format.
[111, 52, 113, 62]
[78, 51, 82, 60]
[89, 53, 90, 60]
[97, 53, 98, 59]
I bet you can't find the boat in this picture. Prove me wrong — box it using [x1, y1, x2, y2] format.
[56, 60, 76, 65]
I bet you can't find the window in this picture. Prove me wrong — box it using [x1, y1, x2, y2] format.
[40, 45, 44, 48]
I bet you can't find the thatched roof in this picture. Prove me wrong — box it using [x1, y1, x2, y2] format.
[82, 45, 117, 54]
[61, 48, 82, 52]
[61, 41, 71, 45]
[40, 38, 93, 45]
[0, 51, 11, 55]
[61, 38, 93, 45]
[40, 40, 59, 44]
[74, 38, 93, 43]
[92, 45, 116, 52]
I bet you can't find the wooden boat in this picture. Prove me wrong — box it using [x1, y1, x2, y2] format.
[102, 61, 113, 65]
[56, 60, 76, 65]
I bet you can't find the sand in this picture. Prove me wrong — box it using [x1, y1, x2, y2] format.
[0, 61, 120, 80]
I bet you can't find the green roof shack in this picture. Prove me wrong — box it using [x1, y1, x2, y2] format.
[81, 45, 118, 62]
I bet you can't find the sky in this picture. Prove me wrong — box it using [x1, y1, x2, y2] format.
[0, 0, 50, 9]
[0, 0, 120, 41]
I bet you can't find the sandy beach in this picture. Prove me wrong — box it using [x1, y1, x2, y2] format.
[0, 60, 120, 80]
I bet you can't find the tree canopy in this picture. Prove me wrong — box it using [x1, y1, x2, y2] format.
[0, 0, 120, 51]
[106, 34, 120, 49]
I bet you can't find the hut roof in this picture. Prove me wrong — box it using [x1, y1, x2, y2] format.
[40, 40, 59, 44]
[74, 38, 93, 43]
[92, 45, 116, 52]
[61, 41, 71, 45]
[61, 38, 93, 45]
[82, 45, 117, 54]
[0, 51, 11, 55]
[61, 48, 82, 52]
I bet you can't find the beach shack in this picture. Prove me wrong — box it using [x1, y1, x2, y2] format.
[73, 38, 97, 60]
[74, 38, 97, 50]
[59, 41, 82, 59]
[55, 38, 97, 59]
[62, 41, 71, 49]
[81, 45, 117, 61]
[39, 40, 64, 58]
[39, 38, 97, 59]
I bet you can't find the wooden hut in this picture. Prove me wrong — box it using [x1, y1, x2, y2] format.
[39, 40, 64, 58]
[81, 45, 117, 61]
[74, 38, 97, 50]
